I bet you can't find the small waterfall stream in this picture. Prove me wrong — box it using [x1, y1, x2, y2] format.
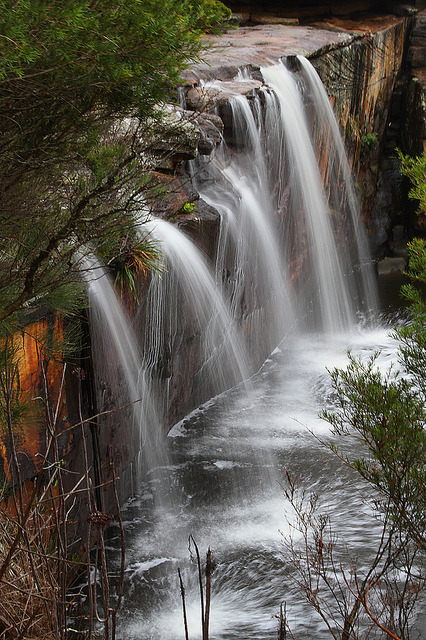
[192, 93, 297, 363]
[80, 254, 168, 477]
[85, 58, 394, 638]
[296, 55, 377, 313]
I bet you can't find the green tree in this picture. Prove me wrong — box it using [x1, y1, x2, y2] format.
[323, 152, 426, 551]
[322, 152, 426, 551]
[0, 4, 231, 636]
[0, 0, 230, 332]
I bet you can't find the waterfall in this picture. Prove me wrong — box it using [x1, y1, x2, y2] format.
[261, 58, 377, 329]
[82, 55, 377, 486]
[295, 55, 378, 313]
[111, 57, 384, 640]
[140, 217, 251, 409]
[191, 96, 297, 367]
[193, 57, 377, 337]
[80, 254, 169, 479]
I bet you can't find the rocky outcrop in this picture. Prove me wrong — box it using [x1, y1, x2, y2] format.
[0, 314, 94, 544]
[366, 8, 426, 258]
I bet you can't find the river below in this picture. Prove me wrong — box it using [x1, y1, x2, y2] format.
[105, 275, 412, 640]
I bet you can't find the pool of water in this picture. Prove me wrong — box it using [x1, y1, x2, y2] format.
[105, 307, 408, 640]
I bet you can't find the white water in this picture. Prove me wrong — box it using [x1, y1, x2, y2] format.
[192, 58, 376, 350]
[95, 58, 392, 637]
[80, 254, 168, 477]
[141, 217, 251, 397]
[295, 55, 377, 313]
[112, 319, 402, 639]
[262, 63, 358, 331]
[191, 97, 296, 365]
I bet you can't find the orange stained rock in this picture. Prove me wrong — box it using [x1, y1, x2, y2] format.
[0, 316, 69, 480]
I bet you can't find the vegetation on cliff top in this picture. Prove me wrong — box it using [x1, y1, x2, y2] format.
[0, 0, 230, 334]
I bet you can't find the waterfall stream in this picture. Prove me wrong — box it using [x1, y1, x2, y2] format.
[80, 254, 169, 483]
[86, 58, 400, 638]
[141, 217, 251, 402]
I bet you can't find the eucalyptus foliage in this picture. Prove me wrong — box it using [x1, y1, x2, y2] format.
[0, 0, 230, 332]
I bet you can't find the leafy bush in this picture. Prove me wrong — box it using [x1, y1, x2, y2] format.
[398, 150, 426, 215]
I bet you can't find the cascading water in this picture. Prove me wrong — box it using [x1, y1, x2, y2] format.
[102, 58, 390, 639]
[139, 216, 251, 413]
[191, 89, 297, 366]
[192, 58, 377, 342]
[80, 254, 169, 484]
[294, 55, 378, 313]
[261, 60, 375, 331]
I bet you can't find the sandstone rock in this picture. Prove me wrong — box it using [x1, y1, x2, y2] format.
[377, 256, 406, 274]
[194, 112, 224, 154]
[185, 80, 263, 112]
[147, 105, 201, 168]
[251, 15, 299, 25]
[409, 9, 426, 68]
[146, 171, 199, 219]
[180, 24, 355, 83]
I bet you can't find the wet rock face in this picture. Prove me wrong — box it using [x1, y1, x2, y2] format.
[410, 8, 426, 69]
[407, 9, 426, 154]
[145, 106, 225, 170]
[184, 80, 263, 111]
[368, 8, 426, 260]
[311, 15, 409, 246]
